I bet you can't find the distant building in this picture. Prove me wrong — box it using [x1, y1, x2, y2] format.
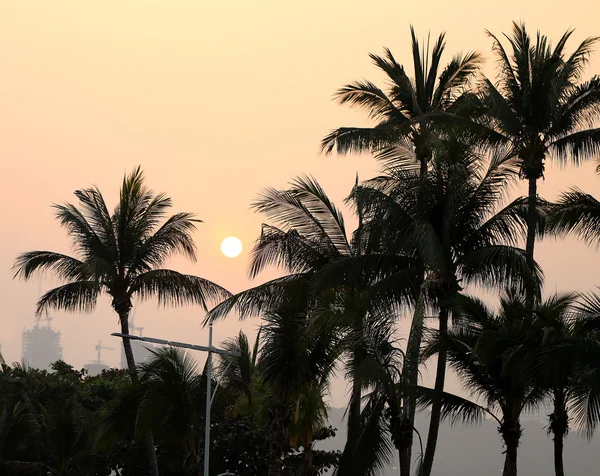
[85, 341, 113, 377]
[84, 362, 109, 377]
[22, 327, 63, 370]
[22, 316, 63, 370]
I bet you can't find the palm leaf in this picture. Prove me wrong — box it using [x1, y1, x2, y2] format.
[130, 269, 230, 310]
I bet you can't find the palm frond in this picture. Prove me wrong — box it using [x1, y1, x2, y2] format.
[551, 128, 600, 164]
[204, 275, 306, 323]
[546, 188, 600, 246]
[130, 212, 200, 274]
[414, 386, 494, 426]
[252, 176, 351, 257]
[36, 281, 101, 315]
[12, 251, 87, 281]
[333, 80, 399, 120]
[321, 125, 397, 156]
[130, 269, 230, 310]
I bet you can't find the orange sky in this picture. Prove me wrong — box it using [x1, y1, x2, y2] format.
[1, 1, 599, 405]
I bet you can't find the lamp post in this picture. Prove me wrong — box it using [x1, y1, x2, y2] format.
[111, 322, 240, 476]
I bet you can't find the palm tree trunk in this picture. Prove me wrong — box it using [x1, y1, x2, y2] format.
[500, 419, 521, 476]
[421, 306, 449, 476]
[267, 439, 283, 476]
[553, 431, 564, 476]
[525, 177, 538, 308]
[400, 291, 425, 476]
[338, 348, 364, 473]
[119, 312, 160, 476]
[551, 389, 568, 476]
[300, 443, 313, 476]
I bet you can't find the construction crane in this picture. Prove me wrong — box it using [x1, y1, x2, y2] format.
[95, 341, 114, 364]
[35, 311, 53, 328]
[130, 301, 144, 337]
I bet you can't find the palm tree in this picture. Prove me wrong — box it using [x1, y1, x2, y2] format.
[217, 330, 262, 415]
[218, 325, 335, 476]
[322, 29, 483, 475]
[259, 290, 339, 476]
[529, 293, 598, 476]
[12, 167, 230, 476]
[350, 135, 540, 476]
[321, 26, 482, 175]
[480, 22, 600, 303]
[423, 292, 547, 476]
[135, 347, 231, 476]
[206, 176, 418, 475]
[312, 289, 406, 476]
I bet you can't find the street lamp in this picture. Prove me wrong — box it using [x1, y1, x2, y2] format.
[111, 322, 240, 476]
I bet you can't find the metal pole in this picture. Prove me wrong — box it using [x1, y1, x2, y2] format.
[204, 322, 213, 476]
[110, 329, 240, 476]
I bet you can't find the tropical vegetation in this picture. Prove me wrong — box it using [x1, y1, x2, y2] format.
[5, 20, 600, 476]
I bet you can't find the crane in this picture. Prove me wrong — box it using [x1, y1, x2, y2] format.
[129, 301, 144, 336]
[95, 341, 114, 364]
[35, 311, 53, 328]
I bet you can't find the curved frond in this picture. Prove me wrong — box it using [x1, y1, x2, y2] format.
[130, 212, 200, 274]
[460, 245, 543, 295]
[204, 275, 306, 323]
[333, 80, 399, 120]
[12, 251, 87, 281]
[130, 269, 231, 311]
[321, 125, 397, 156]
[36, 281, 101, 315]
[546, 188, 600, 246]
[414, 386, 493, 426]
[551, 128, 600, 165]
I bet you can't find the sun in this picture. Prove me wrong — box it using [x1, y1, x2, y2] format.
[221, 236, 242, 258]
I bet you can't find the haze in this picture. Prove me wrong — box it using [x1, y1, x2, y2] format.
[1, 1, 599, 408]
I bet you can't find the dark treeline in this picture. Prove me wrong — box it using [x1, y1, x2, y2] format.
[6, 21, 600, 476]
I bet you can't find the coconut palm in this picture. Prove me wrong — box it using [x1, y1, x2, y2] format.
[311, 289, 406, 476]
[206, 176, 418, 475]
[322, 29, 484, 475]
[12, 167, 230, 476]
[480, 22, 600, 302]
[350, 135, 541, 476]
[529, 292, 600, 476]
[423, 292, 547, 476]
[258, 289, 339, 476]
[217, 330, 262, 414]
[321, 26, 482, 175]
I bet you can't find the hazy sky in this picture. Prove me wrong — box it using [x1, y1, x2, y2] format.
[1, 1, 599, 405]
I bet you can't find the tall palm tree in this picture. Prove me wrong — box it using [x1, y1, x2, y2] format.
[481, 22, 600, 303]
[529, 292, 600, 476]
[423, 292, 547, 476]
[312, 289, 406, 476]
[322, 28, 483, 475]
[350, 136, 541, 476]
[256, 293, 339, 476]
[321, 26, 482, 175]
[12, 167, 230, 476]
[206, 176, 417, 475]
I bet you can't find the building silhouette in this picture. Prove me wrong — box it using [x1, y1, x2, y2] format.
[85, 340, 112, 377]
[22, 314, 63, 370]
